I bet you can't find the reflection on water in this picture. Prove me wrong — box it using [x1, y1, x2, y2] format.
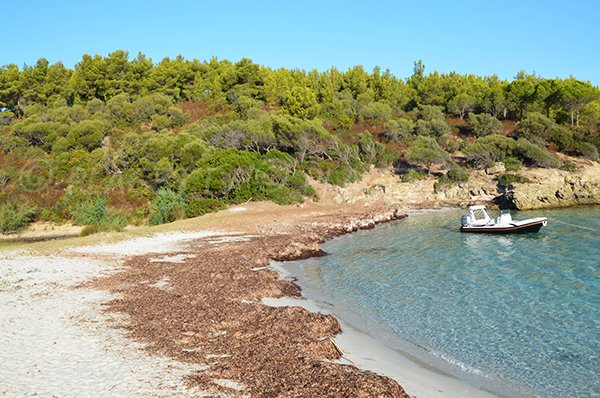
[294, 207, 600, 398]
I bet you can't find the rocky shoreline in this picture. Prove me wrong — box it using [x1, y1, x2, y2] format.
[90, 206, 410, 398]
[500, 170, 600, 210]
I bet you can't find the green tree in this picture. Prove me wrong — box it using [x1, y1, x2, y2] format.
[405, 136, 450, 171]
[447, 93, 476, 119]
[282, 86, 319, 119]
[559, 78, 600, 127]
[467, 112, 502, 137]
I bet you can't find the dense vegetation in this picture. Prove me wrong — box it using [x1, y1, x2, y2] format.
[1, 51, 599, 233]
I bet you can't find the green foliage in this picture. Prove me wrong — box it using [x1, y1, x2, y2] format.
[2, 51, 598, 232]
[406, 136, 450, 169]
[560, 160, 578, 171]
[446, 162, 469, 182]
[184, 198, 226, 218]
[520, 112, 572, 150]
[70, 197, 127, 234]
[0, 201, 37, 234]
[467, 112, 502, 136]
[497, 173, 530, 186]
[302, 159, 363, 187]
[359, 101, 392, 121]
[282, 86, 319, 119]
[514, 138, 560, 168]
[463, 135, 517, 168]
[463, 134, 559, 169]
[400, 169, 427, 182]
[447, 93, 475, 119]
[571, 142, 599, 160]
[418, 105, 445, 121]
[148, 188, 186, 225]
[504, 156, 523, 171]
[381, 118, 414, 143]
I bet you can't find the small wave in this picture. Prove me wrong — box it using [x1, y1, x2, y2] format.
[430, 350, 488, 377]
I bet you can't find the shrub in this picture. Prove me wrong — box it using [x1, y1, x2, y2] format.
[504, 157, 523, 171]
[380, 118, 414, 143]
[571, 142, 599, 160]
[0, 202, 37, 234]
[302, 159, 363, 187]
[401, 169, 427, 182]
[447, 162, 469, 182]
[184, 198, 226, 218]
[560, 161, 578, 171]
[418, 105, 445, 121]
[148, 188, 186, 226]
[71, 198, 127, 234]
[497, 173, 530, 186]
[467, 112, 502, 137]
[520, 112, 573, 151]
[414, 118, 451, 138]
[405, 136, 450, 170]
[514, 139, 560, 168]
[359, 101, 393, 122]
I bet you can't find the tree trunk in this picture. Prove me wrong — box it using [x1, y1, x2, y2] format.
[576, 110, 580, 127]
[571, 110, 575, 127]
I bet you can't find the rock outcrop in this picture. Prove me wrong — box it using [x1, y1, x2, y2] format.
[501, 165, 600, 210]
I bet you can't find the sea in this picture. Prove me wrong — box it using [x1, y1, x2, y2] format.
[280, 206, 600, 398]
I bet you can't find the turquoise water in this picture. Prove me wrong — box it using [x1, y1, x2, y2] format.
[284, 207, 600, 398]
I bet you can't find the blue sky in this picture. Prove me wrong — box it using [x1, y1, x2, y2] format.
[4, 0, 599, 85]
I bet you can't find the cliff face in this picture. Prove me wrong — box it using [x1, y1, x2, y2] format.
[308, 163, 600, 211]
[501, 165, 600, 210]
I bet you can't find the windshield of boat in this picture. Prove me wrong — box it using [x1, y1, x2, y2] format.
[472, 208, 490, 220]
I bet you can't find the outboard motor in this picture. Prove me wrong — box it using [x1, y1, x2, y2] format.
[461, 214, 471, 227]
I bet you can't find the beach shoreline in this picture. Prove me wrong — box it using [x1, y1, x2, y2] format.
[269, 250, 508, 398]
[1, 201, 516, 397]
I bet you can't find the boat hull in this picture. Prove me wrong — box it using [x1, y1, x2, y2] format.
[460, 220, 546, 234]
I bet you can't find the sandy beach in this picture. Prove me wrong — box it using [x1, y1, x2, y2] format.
[1, 201, 502, 397]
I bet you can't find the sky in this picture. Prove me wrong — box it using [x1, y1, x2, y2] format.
[3, 0, 599, 85]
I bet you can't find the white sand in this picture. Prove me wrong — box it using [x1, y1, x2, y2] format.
[70, 231, 224, 256]
[263, 271, 501, 398]
[0, 232, 226, 398]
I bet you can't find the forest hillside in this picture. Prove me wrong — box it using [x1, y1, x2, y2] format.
[1, 51, 599, 234]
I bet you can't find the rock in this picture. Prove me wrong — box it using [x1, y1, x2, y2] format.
[485, 162, 506, 175]
[502, 170, 600, 210]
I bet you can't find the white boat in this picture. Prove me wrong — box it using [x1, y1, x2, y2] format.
[460, 205, 547, 234]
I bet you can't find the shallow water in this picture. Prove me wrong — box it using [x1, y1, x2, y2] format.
[284, 207, 600, 398]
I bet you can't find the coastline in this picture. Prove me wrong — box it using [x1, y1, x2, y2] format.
[267, 210, 508, 398]
[6, 201, 592, 396]
[269, 247, 508, 398]
[85, 203, 413, 397]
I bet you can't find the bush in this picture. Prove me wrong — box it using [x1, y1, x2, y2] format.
[561, 161, 578, 171]
[414, 118, 451, 138]
[184, 198, 226, 218]
[148, 188, 186, 225]
[302, 159, 363, 187]
[497, 173, 530, 186]
[467, 112, 502, 137]
[359, 101, 393, 122]
[71, 198, 127, 234]
[405, 136, 450, 170]
[571, 142, 599, 160]
[463, 135, 560, 169]
[447, 162, 469, 182]
[418, 105, 445, 121]
[401, 169, 427, 182]
[514, 139, 560, 168]
[504, 157, 523, 171]
[380, 118, 414, 143]
[0, 202, 37, 234]
[520, 112, 573, 151]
